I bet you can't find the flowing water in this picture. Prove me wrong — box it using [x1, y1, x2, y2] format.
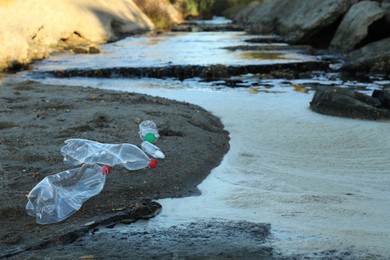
[12, 17, 390, 258]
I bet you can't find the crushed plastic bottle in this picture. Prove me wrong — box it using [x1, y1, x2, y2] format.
[26, 164, 111, 225]
[139, 120, 160, 143]
[141, 141, 165, 159]
[61, 139, 157, 170]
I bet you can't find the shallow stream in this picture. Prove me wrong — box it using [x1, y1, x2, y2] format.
[12, 17, 390, 258]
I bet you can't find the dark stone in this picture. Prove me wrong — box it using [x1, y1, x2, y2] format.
[372, 85, 390, 109]
[88, 46, 101, 54]
[310, 87, 390, 120]
[235, 0, 357, 46]
[73, 47, 89, 54]
[344, 37, 390, 73]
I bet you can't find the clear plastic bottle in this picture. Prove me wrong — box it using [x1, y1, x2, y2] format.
[139, 120, 160, 143]
[26, 164, 111, 225]
[61, 139, 157, 170]
[141, 141, 165, 159]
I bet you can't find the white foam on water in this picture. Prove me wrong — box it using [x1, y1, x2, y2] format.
[150, 87, 390, 257]
[30, 77, 390, 257]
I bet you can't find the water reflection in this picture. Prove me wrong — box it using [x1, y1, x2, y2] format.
[240, 51, 290, 60]
[29, 31, 318, 72]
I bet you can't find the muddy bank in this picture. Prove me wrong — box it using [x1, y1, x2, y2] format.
[0, 80, 230, 258]
[9, 220, 274, 259]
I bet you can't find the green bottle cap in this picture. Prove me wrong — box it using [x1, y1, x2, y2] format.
[144, 133, 155, 143]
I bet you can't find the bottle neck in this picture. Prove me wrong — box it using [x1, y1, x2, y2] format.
[149, 159, 157, 168]
[101, 165, 111, 175]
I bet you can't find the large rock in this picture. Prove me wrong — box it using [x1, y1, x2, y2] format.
[236, 0, 357, 44]
[234, 0, 283, 33]
[310, 87, 390, 120]
[233, 1, 261, 26]
[373, 85, 390, 109]
[343, 37, 390, 73]
[331, 1, 385, 52]
[0, 0, 154, 72]
[277, 0, 357, 43]
[381, 1, 390, 28]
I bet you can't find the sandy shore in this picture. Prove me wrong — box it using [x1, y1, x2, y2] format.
[0, 80, 234, 258]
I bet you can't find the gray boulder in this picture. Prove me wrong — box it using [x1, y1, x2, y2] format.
[277, 0, 357, 43]
[233, 1, 262, 26]
[372, 85, 390, 109]
[237, 0, 288, 34]
[310, 87, 390, 120]
[237, 0, 357, 44]
[381, 2, 390, 26]
[344, 37, 390, 73]
[331, 1, 385, 52]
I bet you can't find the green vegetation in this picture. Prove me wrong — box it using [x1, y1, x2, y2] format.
[135, 0, 268, 30]
[134, 0, 175, 30]
[171, 0, 215, 19]
[171, 0, 266, 19]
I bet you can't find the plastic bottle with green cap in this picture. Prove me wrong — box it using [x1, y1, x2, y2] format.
[139, 120, 160, 143]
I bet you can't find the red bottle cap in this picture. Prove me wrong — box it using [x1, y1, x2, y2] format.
[101, 165, 111, 175]
[149, 159, 157, 169]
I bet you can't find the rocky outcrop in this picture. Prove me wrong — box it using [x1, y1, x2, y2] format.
[344, 37, 390, 73]
[277, 0, 357, 44]
[0, 0, 154, 72]
[373, 85, 390, 109]
[234, 0, 283, 33]
[235, 0, 390, 74]
[340, 1, 390, 73]
[233, 1, 261, 25]
[310, 87, 390, 120]
[235, 0, 357, 45]
[330, 1, 385, 52]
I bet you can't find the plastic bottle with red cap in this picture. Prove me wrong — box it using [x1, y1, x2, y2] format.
[26, 164, 111, 224]
[61, 139, 157, 170]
